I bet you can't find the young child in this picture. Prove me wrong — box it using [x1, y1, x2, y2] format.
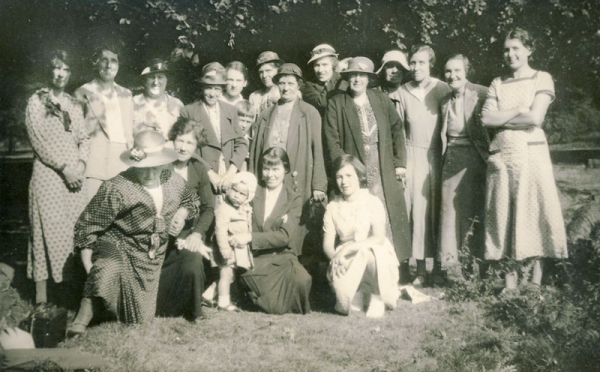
[235, 100, 256, 172]
[214, 171, 257, 311]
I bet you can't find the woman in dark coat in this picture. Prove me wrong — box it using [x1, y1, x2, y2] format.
[249, 63, 327, 257]
[231, 147, 312, 314]
[156, 118, 215, 323]
[324, 57, 411, 282]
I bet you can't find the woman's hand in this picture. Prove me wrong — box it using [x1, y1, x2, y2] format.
[219, 165, 239, 193]
[207, 170, 222, 193]
[80, 248, 93, 274]
[63, 165, 83, 191]
[169, 208, 188, 236]
[312, 190, 326, 202]
[229, 233, 252, 248]
[332, 251, 350, 278]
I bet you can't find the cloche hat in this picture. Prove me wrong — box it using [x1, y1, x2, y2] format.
[120, 130, 178, 168]
[340, 57, 376, 75]
[141, 58, 170, 76]
[195, 62, 227, 85]
[307, 44, 338, 65]
[255, 51, 284, 69]
[273, 63, 304, 84]
[376, 51, 409, 74]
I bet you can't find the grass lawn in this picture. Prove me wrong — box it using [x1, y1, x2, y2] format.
[62, 295, 519, 372]
[5, 164, 600, 371]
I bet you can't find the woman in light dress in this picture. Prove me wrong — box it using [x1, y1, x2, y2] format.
[481, 28, 567, 290]
[323, 155, 400, 318]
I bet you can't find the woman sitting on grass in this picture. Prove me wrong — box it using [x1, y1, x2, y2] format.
[68, 130, 198, 335]
[323, 155, 400, 318]
[231, 147, 312, 314]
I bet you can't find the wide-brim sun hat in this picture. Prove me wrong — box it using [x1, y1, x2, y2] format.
[307, 44, 338, 65]
[121, 130, 178, 168]
[273, 63, 304, 84]
[141, 58, 170, 76]
[255, 51, 284, 69]
[376, 50, 409, 74]
[195, 68, 227, 85]
[340, 57, 376, 75]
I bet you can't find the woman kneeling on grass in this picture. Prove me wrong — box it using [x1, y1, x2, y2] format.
[68, 130, 198, 335]
[323, 155, 400, 318]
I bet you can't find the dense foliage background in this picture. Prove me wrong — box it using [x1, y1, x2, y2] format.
[1, 0, 600, 149]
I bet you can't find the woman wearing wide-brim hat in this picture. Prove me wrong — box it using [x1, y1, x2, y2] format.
[68, 130, 199, 334]
[133, 58, 184, 138]
[180, 63, 248, 198]
[249, 63, 327, 257]
[324, 57, 411, 284]
[249, 51, 288, 116]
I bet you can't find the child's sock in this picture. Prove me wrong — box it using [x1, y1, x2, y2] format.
[218, 294, 231, 308]
[203, 282, 217, 300]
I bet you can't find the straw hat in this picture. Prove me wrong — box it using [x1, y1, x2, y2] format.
[141, 58, 170, 76]
[307, 44, 338, 65]
[376, 51, 409, 74]
[273, 63, 304, 84]
[340, 57, 376, 75]
[120, 130, 178, 167]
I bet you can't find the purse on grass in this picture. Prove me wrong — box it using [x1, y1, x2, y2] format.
[20, 304, 68, 348]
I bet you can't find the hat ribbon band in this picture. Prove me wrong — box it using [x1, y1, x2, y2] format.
[311, 47, 337, 57]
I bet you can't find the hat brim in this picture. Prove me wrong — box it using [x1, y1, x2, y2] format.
[194, 78, 227, 85]
[141, 68, 170, 76]
[375, 60, 409, 75]
[273, 73, 304, 84]
[120, 148, 179, 168]
[340, 68, 377, 76]
[307, 53, 338, 65]
[256, 59, 284, 69]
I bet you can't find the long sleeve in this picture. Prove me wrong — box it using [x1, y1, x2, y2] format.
[251, 191, 303, 251]
[229, 113, 249, 170]
[214, 205, 234, 256]
[74, 181, 124, 251]
[25, 94, 66, 171]
[191, 161, 215, 236]
[323, 97, 345, 165]
[70, 99, 90, 164]
[388, 96, 407, 168]
[309, 107, 328, 192]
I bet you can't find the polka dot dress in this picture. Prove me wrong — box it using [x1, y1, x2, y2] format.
[75, 169, 198, 324]
[25, 89, 89, 283]
[483, 71, 567, 261]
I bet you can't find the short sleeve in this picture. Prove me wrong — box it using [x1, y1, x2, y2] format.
[482, 77, 500, 112]
[369, 196, 387, 228]
[323, 202, 335, 235]
[535, 71, 555, 102]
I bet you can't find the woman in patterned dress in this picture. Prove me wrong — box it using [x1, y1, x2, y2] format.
[481, 28, 567, 290]
[25, 49, 89, 307]
[324, 155, 400, 318]
[68, 130, 198, 335]
[324, 57, 411, 283]
[396, 45, 451, 286]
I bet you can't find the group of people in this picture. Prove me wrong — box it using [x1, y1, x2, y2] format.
[25, 26, 568, 333]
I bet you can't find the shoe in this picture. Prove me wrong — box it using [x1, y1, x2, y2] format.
[190, 314, 207, 324]
[365, 294, 385, 318]
[412, 275, 427, 289]
[66, 322, 87, 337]
[201, 297, 217, 308]
[218, 304, 241, 312]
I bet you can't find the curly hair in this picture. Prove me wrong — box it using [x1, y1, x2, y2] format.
[168, 117, 208, 148]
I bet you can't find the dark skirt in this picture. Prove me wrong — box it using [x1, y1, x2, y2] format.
[156, 242, 206, 319]
[241, 251, 312, 315]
